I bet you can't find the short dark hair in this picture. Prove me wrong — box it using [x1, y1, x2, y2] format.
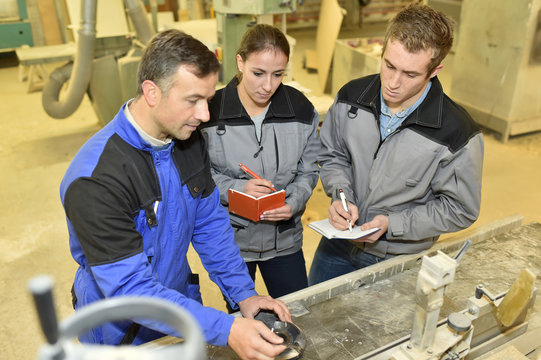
[136, 29, 219, 96]
[236, 24, 290, 81]
[383, 4, 454, 74]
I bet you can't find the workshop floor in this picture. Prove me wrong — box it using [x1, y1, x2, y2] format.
[1, 28, 541, 359]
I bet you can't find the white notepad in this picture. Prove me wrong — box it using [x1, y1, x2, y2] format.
[308, 219, 380, 240]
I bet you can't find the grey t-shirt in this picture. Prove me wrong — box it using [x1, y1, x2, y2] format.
[251, 103, 271, 142]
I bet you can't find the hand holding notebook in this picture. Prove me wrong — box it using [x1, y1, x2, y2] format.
[228, 189, 286, 222]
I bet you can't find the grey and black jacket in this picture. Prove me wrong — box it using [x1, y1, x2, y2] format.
[201, 78, 321, 260]
[319, 74, 484, 257]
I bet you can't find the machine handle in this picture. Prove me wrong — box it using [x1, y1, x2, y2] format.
[28, 275, 59, 345]
[454, 239, 472, 263]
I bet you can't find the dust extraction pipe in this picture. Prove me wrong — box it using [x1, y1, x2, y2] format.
[42, 0, 155, 119]
[42, 0, 97, 119]
[125, 0, 156, 45]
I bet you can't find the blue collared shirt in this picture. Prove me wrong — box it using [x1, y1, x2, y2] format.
[379, 80, 432, 140]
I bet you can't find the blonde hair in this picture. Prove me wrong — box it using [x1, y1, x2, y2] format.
[383, 3, 454, 75]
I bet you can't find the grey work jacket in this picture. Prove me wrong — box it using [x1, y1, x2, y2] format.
[319, 74, 484, 257]
[202, 79, 321, 260]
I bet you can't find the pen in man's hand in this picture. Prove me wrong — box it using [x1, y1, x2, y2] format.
[239, 163, 277, 192]
[339, 189, 353, 232]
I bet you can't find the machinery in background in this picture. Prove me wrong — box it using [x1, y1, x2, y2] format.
[42, 0, 155, 125]
[29, 275, 206, 360]
[43, 0, 301, 125]
[0, 0, 33, 49]
[450, 0, 541, 142]
[213, 0, 300, 82]
[41, 0, 303, 126]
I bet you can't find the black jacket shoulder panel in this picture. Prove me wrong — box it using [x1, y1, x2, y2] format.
[403, 79, 481, 153]
[92, 133, 160, 212]
[173, 129, 216, 198]
[337, 74, 380, 108]
[64, 134, 156, 265]
[409, 94, 481, 153]
[203, 85, 251, 128]
[274, 84, 316, 125]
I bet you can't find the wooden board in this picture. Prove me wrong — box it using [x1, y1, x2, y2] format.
[36, 0, 63, 45]
[303, 0, 344, 93]
[476, 345, 528, 360]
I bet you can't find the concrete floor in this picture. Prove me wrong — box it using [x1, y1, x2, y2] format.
[1, 27, 541, 359]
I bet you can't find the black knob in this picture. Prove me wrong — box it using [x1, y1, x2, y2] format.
[28, 275, 60, 345]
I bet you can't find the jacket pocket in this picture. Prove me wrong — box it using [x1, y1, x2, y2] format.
[136, 210, 156, 260]
[276, 216, 302, 252]
[185, 273, 202, 304]
[277, 131, 304, 178]
[230, 213, 250, 228]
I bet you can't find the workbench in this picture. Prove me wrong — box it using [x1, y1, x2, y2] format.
[15, 42, 76, 93]
[204, 215, 541, 359]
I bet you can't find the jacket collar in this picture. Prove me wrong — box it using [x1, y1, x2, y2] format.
[113, 102, 161, 152]
[218, 77, 296, 120]
[357, 75, 445, 129]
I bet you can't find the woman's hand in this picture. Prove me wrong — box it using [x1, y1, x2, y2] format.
[243, 179, 275, 198]
[260, 204, 292, 221]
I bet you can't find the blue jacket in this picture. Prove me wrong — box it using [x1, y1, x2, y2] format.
[60, 103, 257, 346]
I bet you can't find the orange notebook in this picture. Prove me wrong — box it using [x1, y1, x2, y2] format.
[228, 189, 286, 222]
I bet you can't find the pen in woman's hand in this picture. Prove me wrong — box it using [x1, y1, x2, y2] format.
[239, 163, 277, 192]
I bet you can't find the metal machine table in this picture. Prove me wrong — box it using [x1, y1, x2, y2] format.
[207, 215, 541, 359]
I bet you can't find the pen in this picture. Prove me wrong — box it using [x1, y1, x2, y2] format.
[339, 189, 353, 232]
[239, 163, 277, 192]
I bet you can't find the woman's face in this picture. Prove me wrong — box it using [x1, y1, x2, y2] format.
[236, 49, 288, 110]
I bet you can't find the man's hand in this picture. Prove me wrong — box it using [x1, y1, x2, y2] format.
[328, 200, 359, 230]
[238, 295, 291, 322]
[228, 317, 286, 360]
[260, 204, 292, 221]
[228, 295, 292, 359]
[355, 214, 389, 243]
[243, 179, 275, 198]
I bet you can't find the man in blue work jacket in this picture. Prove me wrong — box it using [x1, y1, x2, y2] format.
[60, 29, 290, 360]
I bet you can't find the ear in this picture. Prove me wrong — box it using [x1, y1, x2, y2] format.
[429, 64, 444, 79]
[141, 80, 161, 107]
[236, 54, 244, 72]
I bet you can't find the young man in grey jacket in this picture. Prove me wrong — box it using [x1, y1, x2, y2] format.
[308, 4, 484, 285]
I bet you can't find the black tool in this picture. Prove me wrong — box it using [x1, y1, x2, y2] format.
[255, 310, 306, 360]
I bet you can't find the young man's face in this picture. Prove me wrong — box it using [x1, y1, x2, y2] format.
[152, 65, 217, 141]
[380, 39, 442, 112]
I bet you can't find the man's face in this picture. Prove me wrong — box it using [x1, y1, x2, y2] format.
[152, 65, 217, 141]
[380, 40, 442, 112]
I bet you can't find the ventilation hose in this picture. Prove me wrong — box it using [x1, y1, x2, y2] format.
[42, 0, 97, 119]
